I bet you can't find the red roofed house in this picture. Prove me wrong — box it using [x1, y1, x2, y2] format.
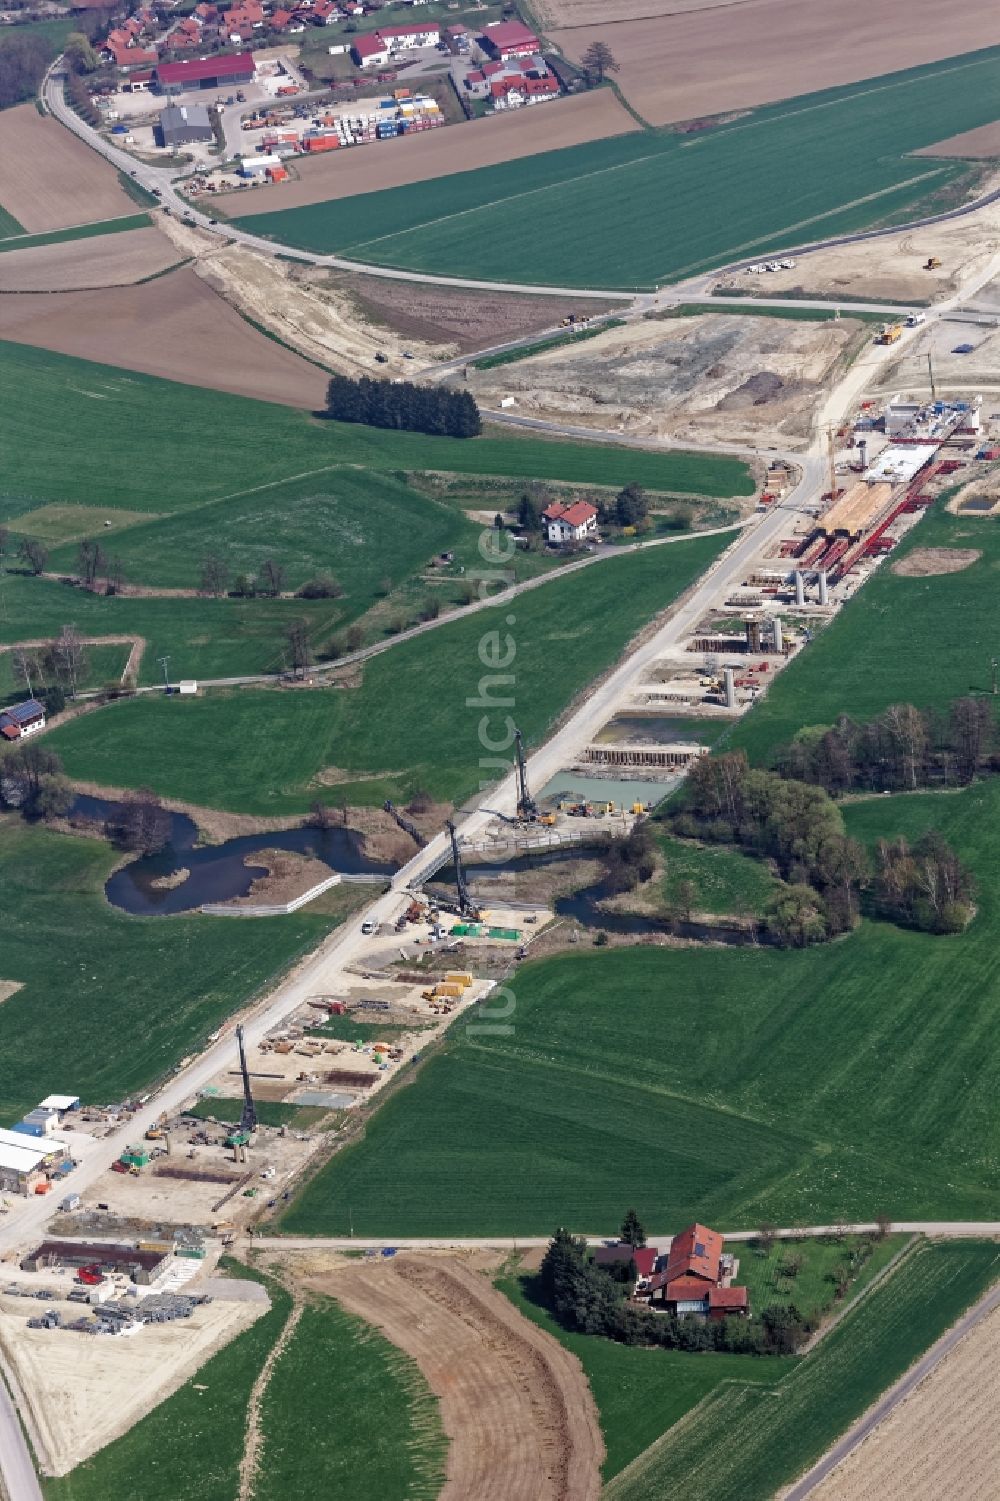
[107, 42, 160, 69]
[543, 499, 599, 545]
[352, 21, 440, 66]
[594, 1243, 660, 1290]
[0, 699, 46, 742]
[481, 19, 540, 59]
[646, 1223, 749, 1319]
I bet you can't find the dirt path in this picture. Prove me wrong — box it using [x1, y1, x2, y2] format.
[311, 1254, 603, 1501]
[237, 1299, 303, 1501]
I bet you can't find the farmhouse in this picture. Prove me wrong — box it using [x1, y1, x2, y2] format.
[352, 22, 440, 67]
[160, 102, 214, 145]
[481, 19, 540, 59]
[646, 1222, 749, 1318]
[594, 1243, 660, 1289]
[156, 52, 256, 93]
[0, 698, 46, 742]
[463, 56, 559, 105]
[543, 499, 599, 544]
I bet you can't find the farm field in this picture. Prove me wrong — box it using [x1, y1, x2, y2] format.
[0, 341, 751, 511]
[276, 770, 1000, 1236]
[549, 0, 1000, 125]
[0, 104, 137, 232]
[216, 90, 637, 214]
[256, 1295, 446, 1501]
[0, 268, 328, 409]
[813, 1302, 1000, 1501]
[0, 199, 22, 237]
[0, 225, 181, 290]
[498, 1267, 794, 1480]
[45, 531, 729, 811]
[0, 818, 333, 1123]
[601, 1240, 1000, 1501]
[0, 215, 150, 255]
[42, 1262, 290, 1501]
[231, 49, 1000, 288]
[731, 505, 1000, 764]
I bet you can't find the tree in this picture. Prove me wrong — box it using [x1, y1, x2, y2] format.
[581, 40, 619, 84]
[0, 32, 51, 110]
[42, 684, 66, 718]
[285, 618, 313, 679]
[517, 493, 541, 532]
[234, 572, 257, 599]
[615, 483, 648, 528]
[18, 537, 48, 575]
[620, 1208, 646, 1248]
[11, 647, 41, 697]
[35, 774, 75, 822]
[296, 574, 343, 599]
[874, 1213, 892, 1241]
[0, 742, 64, 807]
[756, 1222, 778, 1256]
[257, 559, 285, 597]
[77, 538, 107, 590]
[779, 1249, 804, 1279]
[675, 878, 696, 922]
[45, 627, 88, 699]
[494, 512, 505, 531]
[346, 624, 364, 652]
[0, 525, 9, 563]
[200, 554, 229, 598]
[106, 557, 125, 596]
[109, 788, 172, 855]
[63, 31, 99, 73]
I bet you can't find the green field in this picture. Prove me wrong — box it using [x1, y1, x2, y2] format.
[0, 214, 150, 254]
[732, 505, 1000, 763]
[228, 49, 1000, 287]
[257, 1296, 447, 1500]
[657, 834, 778, 917]
[44, 1261, 292, 1501]
[603, 1239, 1000, 1501]
[735, 1233, 906, 1323]
[46, 531, 729, 810]
[276, 765, 1000, 1235]
[0, 201, 23, 238]
[187, 1097, 328, 1129]
[0, 819, 335, 1122]
[499, 1267, 793, 1479]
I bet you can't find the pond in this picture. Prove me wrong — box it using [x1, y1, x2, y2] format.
[71, 795, 393, 917]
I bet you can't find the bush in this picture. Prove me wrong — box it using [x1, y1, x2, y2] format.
[296, 574, 343, 599]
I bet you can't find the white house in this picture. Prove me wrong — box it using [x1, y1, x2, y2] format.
[543, 500, 599, 545]
[0, 698, 46, 742]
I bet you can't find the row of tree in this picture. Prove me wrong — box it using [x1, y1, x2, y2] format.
[536, 1227, 810, 1356]
[325, 376, 481, 438]
[10, 627, 90, 707]
[775, 697, 998, 793]
[670, 749, 974, 942]
[0, 740, 172, 855]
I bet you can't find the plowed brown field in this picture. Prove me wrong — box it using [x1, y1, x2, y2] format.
[0, 226, 181, 291]
[812, 1304, 1000, 1501]
[549, 0, 1000, 125]
[917, 121, 1000, 158]
[0, 266, 327, 408]
[0, 105, 136, 231]
[312, 1255, 604, 1501]
[217, 91, 636, 214]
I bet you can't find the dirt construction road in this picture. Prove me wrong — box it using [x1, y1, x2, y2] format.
[315, 1255, 604, 1501]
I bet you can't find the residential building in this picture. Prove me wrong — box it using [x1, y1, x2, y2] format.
[0, 699, 46, 742]
[160, 102, 214, 145]
[543, 499, 599, 544]
[594, 1243, 660, 1288]
[352, 21, 440, 66]
[646, 1222, 750, 1319]
[105, 41, 160, 69]
[156, 52, 256, 93]
[463, 55, 558, 103]
[481, 19, 540, 59]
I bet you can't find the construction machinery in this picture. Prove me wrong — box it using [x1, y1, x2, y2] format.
[877, 323, 903, 345]
[925, 257, 942, 270]
[445, 820, 480, 921]
[225, 1025, 258, 1148]
[514, 727, 538, 822]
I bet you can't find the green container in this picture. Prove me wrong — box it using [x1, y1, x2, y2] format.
[177, 1246, 206, 1260]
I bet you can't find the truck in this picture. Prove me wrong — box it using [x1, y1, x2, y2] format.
[905, 311, 926, 326]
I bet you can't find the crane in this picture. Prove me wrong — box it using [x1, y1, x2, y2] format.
[514, 727, 537, 822]
[236, 1024, 257, 1138]
[445, 819, 477, 919]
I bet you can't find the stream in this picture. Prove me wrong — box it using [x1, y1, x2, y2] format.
[71, 795, 393, 916]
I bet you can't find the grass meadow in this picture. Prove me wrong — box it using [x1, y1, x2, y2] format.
[0, 818, 334, 1121]
[256, 1296, 447, 1500]
[277, 766, 1000, 1235]
[45, 530, 728, 810]
[230, 49, 1000, 287]
[657, 834, 778, 917]
[603, 1239, 1000, 1501]
[43, 1261, 292, 1501]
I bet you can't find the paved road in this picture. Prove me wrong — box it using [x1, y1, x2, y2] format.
[0, 1372, 43, 1501]
[783, 1274, 1000, 1500]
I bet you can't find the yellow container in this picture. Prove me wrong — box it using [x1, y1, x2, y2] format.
[435, 983, 464, 998]
[444, 971, 473, 988]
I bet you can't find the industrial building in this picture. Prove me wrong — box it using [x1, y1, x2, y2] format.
[480, 19, 541, 58]
[155, 52, 255, 93]
[22, 1241, 173, 1284]
[0, 1142, 50, 1196]
[351, 21, 440, 67]
[159, 102, 213, 146]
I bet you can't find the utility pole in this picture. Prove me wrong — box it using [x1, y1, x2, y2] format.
[927, 352, 936, 402]
[157, 655, 171, 693]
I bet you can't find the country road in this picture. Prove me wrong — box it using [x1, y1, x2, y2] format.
[0, 1373, 42, 1501]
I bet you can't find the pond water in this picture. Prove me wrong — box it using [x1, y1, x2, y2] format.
[71, 795, 393, 917]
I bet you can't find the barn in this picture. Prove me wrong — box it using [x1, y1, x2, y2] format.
[156, 52, 255, 93]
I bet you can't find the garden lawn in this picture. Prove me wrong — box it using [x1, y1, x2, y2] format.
[46, 531, 729, 811]
[275, 773, 1000, 1236]
[228, 49, 1000, 287]
[498, 1267, 792, 1480]
[602, 1239, 1000, 1501]
[731, 504, 1000, 763]
[735, 1233, 907, 1323]
[0, 819, 333, 1121]
[257, 1296, 446, 1501]
[43, 1261, 292, 1501]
